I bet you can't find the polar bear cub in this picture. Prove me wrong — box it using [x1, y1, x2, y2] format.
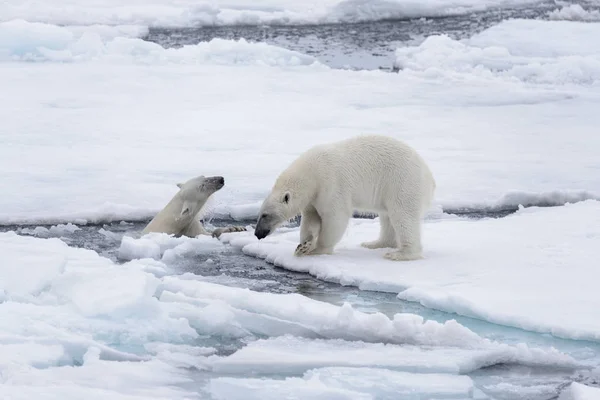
[254, 135, 436, 261]
[142, 175, 245, 238]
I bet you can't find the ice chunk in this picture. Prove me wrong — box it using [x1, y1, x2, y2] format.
[548, 4, 600, 22]
[469, 19, 600, 57]
[18, 223, 80, 238]
[144, 342, 216, 370]
[482, 381, 563, 400]
[210, 376, 371, 400]
[305, 367, 474, 399]
[559, 382, 600, 400]
[117, 233, 225, 261]
[53, 266, 161, 317]
[160, 276, 488, 347]
[1, 232, 68, 297]
[211, 336, 580, 375]
[98, 227, 122, 242]
[0, 0, 547, 27]
[0, 20, 317, 65]
[395, 19, 600, 85]
[0, 349, 196, 400]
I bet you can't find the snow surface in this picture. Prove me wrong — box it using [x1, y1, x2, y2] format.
[0, 0, 546, 27]
[0, 231, 581, 399]
[548, 4, 600, 22]
[19, 222, 81, 238]
[2, 19, 600, 224]
[210, 367, 475, 400]
[218, 200, 600, 341]
[211, 336, 580, 375]
[0, 20, 316, 66]
[395, 19, 600, 84]
[559, 382, 600, 400]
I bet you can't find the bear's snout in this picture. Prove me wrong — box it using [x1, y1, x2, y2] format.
[206, 176, 225, 189]
[254, 226, 270, 240]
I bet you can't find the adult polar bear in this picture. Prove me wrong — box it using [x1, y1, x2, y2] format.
[254, 135, 435, 261]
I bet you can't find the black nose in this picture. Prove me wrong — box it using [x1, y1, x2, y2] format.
[254, 227, 270, 240]
[218, 176, 224, 184]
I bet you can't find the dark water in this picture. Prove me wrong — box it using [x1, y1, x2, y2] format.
[144, 0, 578, 71]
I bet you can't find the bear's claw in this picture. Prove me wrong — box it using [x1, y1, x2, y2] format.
[383, 250, 422, 261]
[361, 240, 395, 249]
[212, 226, 247, 239]
[294, 240, 315, 257]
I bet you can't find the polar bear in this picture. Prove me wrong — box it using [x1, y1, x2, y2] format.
[142, 175, 246, 238]
[254, 135, 435, 261]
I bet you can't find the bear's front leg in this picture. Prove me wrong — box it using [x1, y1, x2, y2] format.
[309, 209, 351, 255]
[294, 206, 321, 257]
[181, 220, 209, 237]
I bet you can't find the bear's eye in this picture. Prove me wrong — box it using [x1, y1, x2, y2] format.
[283, 193, 290, 204]
[261, 213, 268, 219]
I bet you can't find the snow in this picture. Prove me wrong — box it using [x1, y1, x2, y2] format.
[548, 4, 600, 22]
[1, 231, 581, 398]
[396, 19, 600, 84]
[210, 375, 373, 400]
[210, 368, 475, 400]
[0, 350, 195, 400]
[0, 0, 546, 28]
[559, 382, 600, 400]
[219, 200, 600, 342]
[468, 19, 600, 58]
[211, 335, 580, 375]
[304, 368, 475, 398]
[2, 19, 600, 224]
[19, 223, 81, 238]
[160, 272, 488, 346]
[117, 232, 228, 262]
[0, 20, 317, 65]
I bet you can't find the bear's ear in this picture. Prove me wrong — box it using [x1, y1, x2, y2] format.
[282, 192, 290, 204]
[176, 183, 184, 189]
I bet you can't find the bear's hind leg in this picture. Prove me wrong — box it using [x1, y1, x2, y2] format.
[385, 210, 423, 261]
[361, 213, 397, 249]
[295, 206, 321, 257]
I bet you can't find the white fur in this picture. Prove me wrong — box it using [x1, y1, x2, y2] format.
[142, 176, 221, 237]
[255, 135, 436, 261]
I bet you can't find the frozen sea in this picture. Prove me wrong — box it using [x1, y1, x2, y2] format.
[2, 0, 600, 399]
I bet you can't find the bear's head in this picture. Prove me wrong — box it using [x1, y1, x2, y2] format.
[254, 190, 296, 240]
[176, 175, 225, 220]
